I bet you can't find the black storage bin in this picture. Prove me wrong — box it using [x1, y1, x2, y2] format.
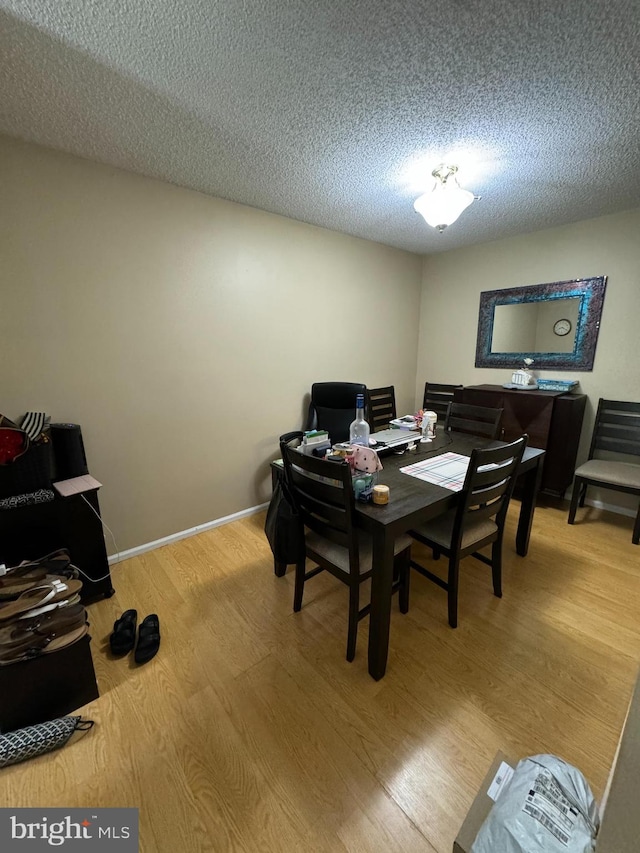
[49, 423, 89, 480]
[0, 635, 99, 733]
[0, 438, 54, 500]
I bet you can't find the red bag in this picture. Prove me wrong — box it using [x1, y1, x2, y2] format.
[0, 415, 30, 465]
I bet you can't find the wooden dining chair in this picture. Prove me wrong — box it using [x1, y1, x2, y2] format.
[407, 435, 527, 628]
[366, 386, 397, 433]
[281, 441, 412, 661]
[306, 382, 366, 444]
[423, 382, 463, 420]
[568, 398, 640, 544]
[444, 401, 503, 440]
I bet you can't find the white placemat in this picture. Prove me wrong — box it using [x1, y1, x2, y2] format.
[399, 451, 470, 491]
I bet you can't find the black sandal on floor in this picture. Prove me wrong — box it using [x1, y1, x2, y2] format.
[109, 609, 137, 655]
[135, 614, 160, 664]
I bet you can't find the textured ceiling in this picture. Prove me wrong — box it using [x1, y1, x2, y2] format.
[1, 0, 639, 254]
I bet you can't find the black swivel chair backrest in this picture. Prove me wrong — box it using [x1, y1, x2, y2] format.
[306, 382, 366, 444]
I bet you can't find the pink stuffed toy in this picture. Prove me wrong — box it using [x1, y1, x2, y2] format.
[350, 445, 383, 474]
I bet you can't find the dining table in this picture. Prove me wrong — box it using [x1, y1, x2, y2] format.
[271, 430, 545, 680]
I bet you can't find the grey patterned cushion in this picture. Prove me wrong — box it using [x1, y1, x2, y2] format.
[0, 715, 93, 768]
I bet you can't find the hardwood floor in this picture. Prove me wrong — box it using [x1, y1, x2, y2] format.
[3, 498, 640, 852]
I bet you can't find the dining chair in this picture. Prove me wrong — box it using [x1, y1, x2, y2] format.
[407, 435, 527, 628]
[423, 382, 463, 420]
[444, 401, 503, 440]
[366, 386, 397, 433]
[281, 441, 412, 661]
[568, 398, 640, 544]
[306, 382, 366, 444]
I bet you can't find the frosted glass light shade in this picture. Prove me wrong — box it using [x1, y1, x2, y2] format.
[414, 170, 476, 232]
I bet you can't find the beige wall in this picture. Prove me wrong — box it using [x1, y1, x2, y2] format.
[0, 136, 422, 552]
[417, 207, 640, 507]
[4, 132, 638, 553]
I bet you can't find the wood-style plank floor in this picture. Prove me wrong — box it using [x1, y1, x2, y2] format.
[3, 498, 640, 852]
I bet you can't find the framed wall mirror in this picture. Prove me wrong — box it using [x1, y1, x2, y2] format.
[475, 276, 607, 371]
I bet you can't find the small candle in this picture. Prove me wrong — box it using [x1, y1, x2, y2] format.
[372, 485, 390, 505]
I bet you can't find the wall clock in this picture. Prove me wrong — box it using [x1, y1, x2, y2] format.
[553, 318, 572, 336]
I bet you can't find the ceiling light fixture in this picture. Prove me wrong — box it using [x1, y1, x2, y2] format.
[413, 165, 478, 233]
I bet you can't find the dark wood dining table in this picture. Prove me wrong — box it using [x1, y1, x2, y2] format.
[271, 431, 545, 680]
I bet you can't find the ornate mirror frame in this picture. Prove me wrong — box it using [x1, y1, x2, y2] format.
[475, 276, 607, 371]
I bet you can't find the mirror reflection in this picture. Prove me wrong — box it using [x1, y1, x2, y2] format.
[475, 276, 607, 371]
[491, 297, 580, 355]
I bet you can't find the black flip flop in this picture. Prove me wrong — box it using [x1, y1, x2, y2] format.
[135, 614, 160, 664]
[109, 609, 137, 655]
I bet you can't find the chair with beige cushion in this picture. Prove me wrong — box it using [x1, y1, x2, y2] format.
[568, 399, 640, 544]
[407, 435, 527, 628]
[281, 440, 411, 661]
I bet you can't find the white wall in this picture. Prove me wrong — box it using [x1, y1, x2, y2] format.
[0, 136, 422, 552]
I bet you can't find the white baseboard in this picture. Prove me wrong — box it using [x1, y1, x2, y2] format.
[108, 492, 636, 566]
[107, 502, 269, 564]
[577, 497, 637, 520]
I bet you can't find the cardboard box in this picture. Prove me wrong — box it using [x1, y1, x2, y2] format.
[453, 751, 517, 853]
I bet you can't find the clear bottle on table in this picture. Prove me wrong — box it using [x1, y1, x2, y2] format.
[349, 394, 370, 447]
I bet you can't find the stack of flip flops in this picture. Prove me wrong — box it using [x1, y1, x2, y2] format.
[0, 549, 87, 666]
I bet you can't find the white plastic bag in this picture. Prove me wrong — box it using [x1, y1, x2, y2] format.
[471, 754, 599, 853]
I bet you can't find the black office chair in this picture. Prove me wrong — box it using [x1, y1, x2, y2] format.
[281, 441, 412, 661]
[366, 386, 397, 433]
[423, 382, 463, 420]
[568, 399, 640, 544]
[444, 402, 503, 440]
[408, 435, 528, 628]
[306, 382, 366, 444]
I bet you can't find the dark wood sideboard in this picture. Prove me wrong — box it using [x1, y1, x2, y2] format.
[455, 385, 586, 496]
